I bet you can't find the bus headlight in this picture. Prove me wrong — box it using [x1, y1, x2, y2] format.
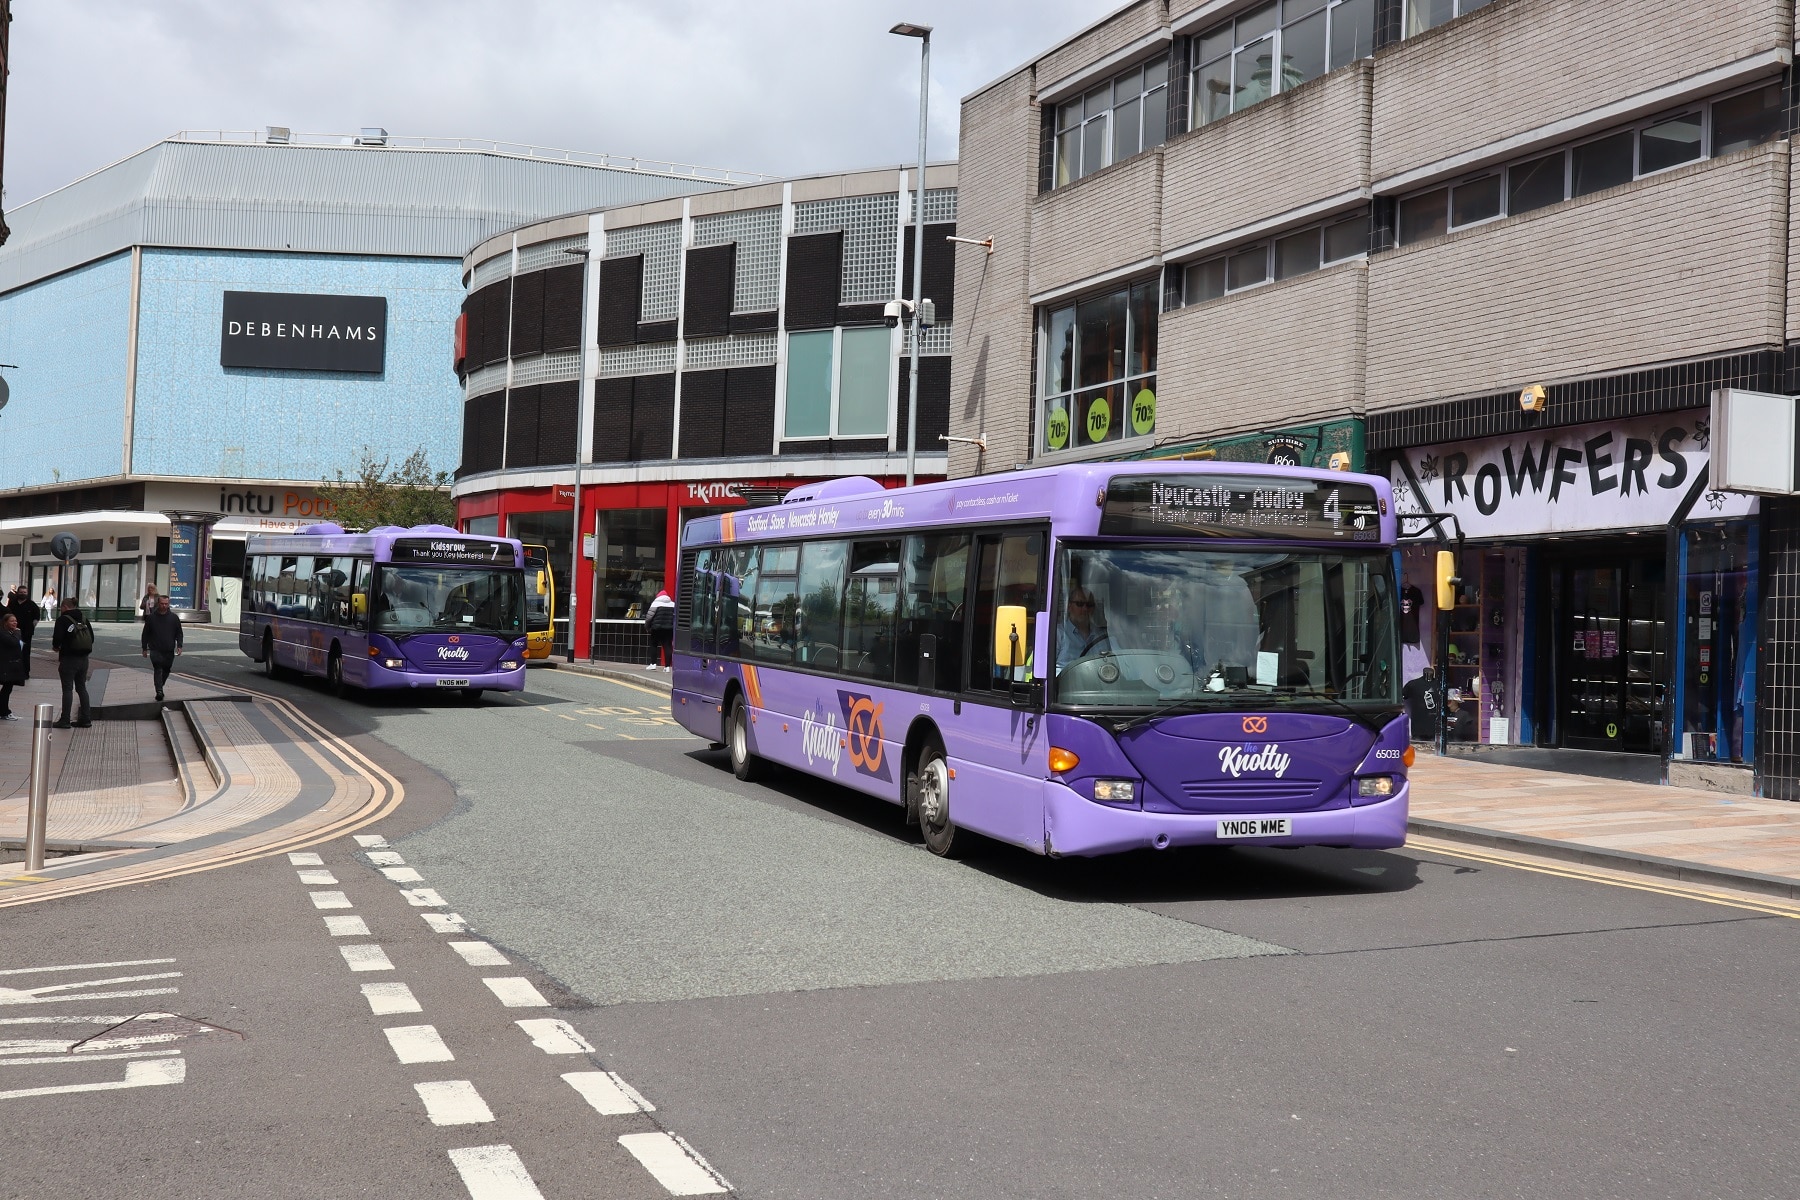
[500, 660, 520, 670]
[382, 658, 405, 669]
[1355, 775, 1395, 798]
[1092, 779, 1135, 802]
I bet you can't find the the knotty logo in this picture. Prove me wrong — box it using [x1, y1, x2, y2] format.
[1218, 744, 1292, 778]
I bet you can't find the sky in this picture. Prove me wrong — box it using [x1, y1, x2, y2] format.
[4, 0, 1103, 206]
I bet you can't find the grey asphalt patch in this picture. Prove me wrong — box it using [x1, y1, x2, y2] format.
[366, 682, 1288, 1006]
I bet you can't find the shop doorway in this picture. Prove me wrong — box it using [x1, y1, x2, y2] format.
[1551, 552, 1667, 754]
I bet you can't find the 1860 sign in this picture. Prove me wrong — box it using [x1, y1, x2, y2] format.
[220, 291, 387, 373]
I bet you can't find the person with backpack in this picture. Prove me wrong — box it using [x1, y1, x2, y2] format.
[645, 583, 675, 671]
[50, 596, 93, 728]
[141, 593, 183, 701]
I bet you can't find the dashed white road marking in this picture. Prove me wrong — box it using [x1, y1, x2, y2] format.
[310, 891, 353, 910]
[296, 869, 338, 885]
[367, 851, 406, 867]
[415, 1079, 496, 1126]
[617, 1131, 731, 1196]
[361, 982, 422, 1015]
[449, 941, 509, 967]
[287, 852, 324, 866]
[446, 1144, 546, 1200]
[0, 1057, 187, 1100]
[482, 978, 549, 1008]
[339, 945, 394, 972]
[514, 1018, 593, 1055]
[563, 1070, 655, 1115]
[353, 834, 389, 849]
[384, 1024, 454, 1064]
[323, 915, 370, 937]
[381, 866, 425, 884]
[423, 913, 470, 933]
[401, 888, 447, 908]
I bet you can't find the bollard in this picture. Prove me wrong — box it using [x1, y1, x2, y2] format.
[23, 703, 52, 872]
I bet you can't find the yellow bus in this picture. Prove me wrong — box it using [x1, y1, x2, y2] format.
[522, 544, 555, 660]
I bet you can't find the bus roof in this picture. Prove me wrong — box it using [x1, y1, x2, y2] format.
[245, 523, 524, 567]
[680, 462, 1395, 549]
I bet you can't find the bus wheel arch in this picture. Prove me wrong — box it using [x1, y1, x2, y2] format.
[900, 719, 943, 827]
[326, 642, 346, 698]
[723, 685, 763, 782]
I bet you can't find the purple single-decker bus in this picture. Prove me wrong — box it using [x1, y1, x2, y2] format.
[239, 523, 529, 697]
[671, 465, 1408, 858]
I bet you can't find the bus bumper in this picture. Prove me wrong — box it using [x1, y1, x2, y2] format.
[1042, 780, 1410, 858]
[363, 662, 527, 691]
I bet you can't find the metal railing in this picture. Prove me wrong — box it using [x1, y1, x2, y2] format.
[167, 130, 775, 185]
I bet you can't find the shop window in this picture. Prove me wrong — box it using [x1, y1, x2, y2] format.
[782, 328, 892, 439]
[1054, 55, 1169, 186]
[509, 511, 575, 651]
[1039, 280, 1156, 455]
[1680, 524, 1754, 763]
[593, 508, 667, 623]
[1189, 0, 1373, 130]
[464, 515, 500, 537]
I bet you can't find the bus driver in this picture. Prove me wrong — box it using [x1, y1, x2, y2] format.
[1056, 585, 1111, 673]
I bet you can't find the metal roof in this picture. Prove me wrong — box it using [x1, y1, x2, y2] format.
[0, 132, 761, 294]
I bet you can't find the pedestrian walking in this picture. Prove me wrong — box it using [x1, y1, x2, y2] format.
[7, 584, 38, 680]
[0, 612, 25, 722]
[138, 583, 160, 621]
[50, 596, 93, 729]
[645, 583, 675, 672]
[141, 593, 183, 701]
[39, 583, 57, 623]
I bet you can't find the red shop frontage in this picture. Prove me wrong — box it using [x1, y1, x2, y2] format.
[457, 473, 917, 662]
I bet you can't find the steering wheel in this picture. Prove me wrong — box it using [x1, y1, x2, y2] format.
[1079, 629, 1109, 656]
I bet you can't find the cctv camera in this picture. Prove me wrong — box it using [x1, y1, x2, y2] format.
[883, 299, 912, 328]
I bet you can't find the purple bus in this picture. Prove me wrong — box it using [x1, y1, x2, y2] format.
[239, 523, 528, 698]
[672, 465, 1408, 858]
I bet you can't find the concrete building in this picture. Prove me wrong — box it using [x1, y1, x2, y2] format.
[951, 0, 1800, 794]
[452, 165, 958, 661]
[0, 129, 744, 620]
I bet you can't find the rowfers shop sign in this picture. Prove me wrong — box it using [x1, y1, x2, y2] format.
[1390, 411, 1754, 539]
[220, 291, 387, 373]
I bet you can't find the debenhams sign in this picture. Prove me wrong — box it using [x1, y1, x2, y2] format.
[220, 291, 387, 373]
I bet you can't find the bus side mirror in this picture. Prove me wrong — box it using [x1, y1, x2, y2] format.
[1435, 550, 1457, 612]
[994, 605, 1027, 668]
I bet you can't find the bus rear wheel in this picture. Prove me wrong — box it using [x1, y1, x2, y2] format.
[914, 741, 965, 858]
[262, 632, 280, 680]
[727, 695, 763, 782]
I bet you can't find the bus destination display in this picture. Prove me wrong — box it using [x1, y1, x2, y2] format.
[389, 538, 516, 566]
[1100, 474, 1382, 540]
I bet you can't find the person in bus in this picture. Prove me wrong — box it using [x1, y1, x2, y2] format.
[1056, 585, 1111, 673]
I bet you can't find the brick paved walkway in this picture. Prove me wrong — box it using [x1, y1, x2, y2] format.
[1409, 751, 1800, 889]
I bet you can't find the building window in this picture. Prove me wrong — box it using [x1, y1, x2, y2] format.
[1190, 0, 1374, 129]
[1404, 0, 1494, 37]
[1177, 210, 1369, 305]
[1394, 84, 1782, 245]
[1040, 280, 1157, 455]
[783, 327, 893, 439]
[1055, 55, 1169, 185]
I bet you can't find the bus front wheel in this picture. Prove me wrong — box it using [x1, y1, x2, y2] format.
[914, 742, 965, 858]
[326, 649, 347, 698]
[262, 633, 279, 680]
[727, 695, 763, 783]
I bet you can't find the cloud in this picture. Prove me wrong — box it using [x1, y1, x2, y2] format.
[4, 0, 1100, 205]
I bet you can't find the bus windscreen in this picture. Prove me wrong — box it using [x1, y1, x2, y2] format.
[373, 566, 524, 635]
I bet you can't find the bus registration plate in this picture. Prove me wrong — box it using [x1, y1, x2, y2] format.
[435, 678, 470, 688]
[1217, 817, 1291, 839]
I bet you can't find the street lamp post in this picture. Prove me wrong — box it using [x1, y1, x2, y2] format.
[891, 21, 931, 488]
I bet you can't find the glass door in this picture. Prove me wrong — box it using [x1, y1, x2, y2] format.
[1558, 554, 1666, 753]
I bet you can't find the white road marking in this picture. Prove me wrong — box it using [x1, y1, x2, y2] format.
[0, 959, 177, 977]
[366, 851, 406, 866]
[287, 852, 324, 866]
[514, 1018, 593, 1055]
[323, 915, 370, 937]
[0, 1056, 187, 1101]
[446, 1144, 546, 1200]
[0, 1048, 181, 1067]
[0, 972, 183, 1006]
[415, 1079, 496, 1126]
[483, 978, 549, 1008]
[401, 888, 447, 907]
[310, 891, 353, 910]
[384, 1024, 454, 1064]
[449, 942, 509, 967]
[381, 866, 425, 884]
[353, 834, 389, 849]
[563, 1070, 655, 1115]
[339, 945, 394, 972]
[423, 913, 470, 933]
[296, 869, 338, 885]
[360, 982, 422, 1015]
[617, 1131, 731, 1196]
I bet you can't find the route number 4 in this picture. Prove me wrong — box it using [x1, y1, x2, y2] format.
[1323, 489, 1341, 523]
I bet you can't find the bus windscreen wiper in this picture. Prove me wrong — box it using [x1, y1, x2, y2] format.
[1269, 688, 1395, 736]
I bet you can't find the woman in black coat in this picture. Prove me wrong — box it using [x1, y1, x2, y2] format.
[0, 612, 25, 721]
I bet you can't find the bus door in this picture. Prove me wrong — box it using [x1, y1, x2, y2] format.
[522, 545, 554, 660]
[948, 529, 1048, 851]
[682, 546, 733, 716]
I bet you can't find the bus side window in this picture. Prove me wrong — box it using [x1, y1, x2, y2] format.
[966, 531, 1045, 693]
[719, 547, 759, 659]
[843, 540, 900, 681]
[752, 545, 800, 665]
[688, 549, 716, 655]
[795, 541, 847, 668]
[350, 559, 372, 630]
[278, 557, 304, 618]
[896, 533, 969, 692]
